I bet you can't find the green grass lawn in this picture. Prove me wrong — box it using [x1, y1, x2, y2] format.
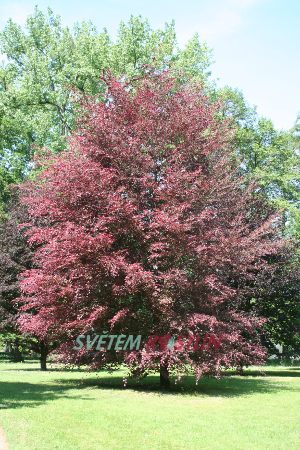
[0, 361, 299, 450]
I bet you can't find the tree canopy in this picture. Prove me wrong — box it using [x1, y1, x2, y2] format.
[18, 72, 287, 379]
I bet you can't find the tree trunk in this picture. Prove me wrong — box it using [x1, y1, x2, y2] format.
[11, 339, 24, 362]
[160, 364, 170, 389]
[11, 346, 24, 362]
[40, 342, 48, 371]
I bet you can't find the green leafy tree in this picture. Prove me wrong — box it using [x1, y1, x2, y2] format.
[217, 86, 300, 237]
[215, 88, 300, 354]
[0, 7, 212, 214]
[0, 192, 51, 368]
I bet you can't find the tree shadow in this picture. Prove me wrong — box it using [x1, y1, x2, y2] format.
[0, 368, 299, 410]
[0, 381, 92, 410]
[55, 371, 300, 398]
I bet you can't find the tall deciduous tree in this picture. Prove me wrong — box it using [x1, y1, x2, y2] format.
[19, 72, 285, 384]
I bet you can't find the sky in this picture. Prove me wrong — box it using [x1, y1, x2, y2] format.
[0, 0, 299, 130]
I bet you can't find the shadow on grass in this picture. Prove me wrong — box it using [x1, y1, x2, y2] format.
[0, 381, 93, 410]
[0, 368, 299, 410]
[56, 372, 300, 397]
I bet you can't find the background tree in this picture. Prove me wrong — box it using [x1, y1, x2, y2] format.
[0, 193, 50, 369]
[217, 87, 300, 235]
[241, 247, 300, 356]
[0, 7, 211, 213]
[216, 89, 300, 352]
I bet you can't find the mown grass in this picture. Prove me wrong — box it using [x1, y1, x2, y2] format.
[0, 361, 299, 449]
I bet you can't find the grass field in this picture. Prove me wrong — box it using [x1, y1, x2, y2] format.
[0, 361, 299, 450]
